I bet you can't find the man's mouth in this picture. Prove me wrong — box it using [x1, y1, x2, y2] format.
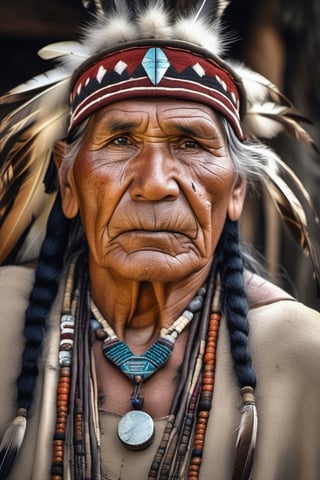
[107, 199, 199, 240]
[112, 230, 194, 253]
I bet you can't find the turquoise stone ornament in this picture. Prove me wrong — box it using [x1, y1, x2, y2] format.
[102, 337, 173, 382]
[141, 47, 170, 85]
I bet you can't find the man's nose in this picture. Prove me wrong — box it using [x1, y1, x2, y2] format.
[129, 145, 179, 201]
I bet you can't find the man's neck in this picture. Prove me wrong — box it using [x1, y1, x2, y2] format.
[88, 262, 212, 346]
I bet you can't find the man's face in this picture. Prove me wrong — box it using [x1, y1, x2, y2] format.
[59, 99, 245, 283]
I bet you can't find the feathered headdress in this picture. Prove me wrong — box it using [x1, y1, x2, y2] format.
[1, 0, 319, 273]
[0, 1, 319, 478]
[0, 0, 319, 271]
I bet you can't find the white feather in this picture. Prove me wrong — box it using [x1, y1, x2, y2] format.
[81, 12, 136, 53]
[77, 4, 227, 58]
[193, 0, 230, 21]
[194, 0, 209, 21]
[231, 62, 274, 104]
[243, 103, 286, 138]
[136, 4, 173, 39]
[174, 17, 224, 55]
[38, 41, 89, 61]
[113, 0, 130, 15]
[215, 0, 231, 18]
[3, 67, 69, 95]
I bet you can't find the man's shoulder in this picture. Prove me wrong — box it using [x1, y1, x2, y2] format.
[0, 265, 35, 322]
[244, 270, 295, 308]
[246, 274, 320, 367]
[0, 264, 35, 291]
[245, 270, 320, 350]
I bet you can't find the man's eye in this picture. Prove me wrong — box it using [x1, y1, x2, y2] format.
[181, 139, 200, 149]
[111, 136, 131, 146]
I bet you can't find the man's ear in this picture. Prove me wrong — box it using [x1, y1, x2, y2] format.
[227, 175, 247, 221]
[53, 140, 79, 218]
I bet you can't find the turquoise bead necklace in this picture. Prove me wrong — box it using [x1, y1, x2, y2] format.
[91, 287, 206, 450]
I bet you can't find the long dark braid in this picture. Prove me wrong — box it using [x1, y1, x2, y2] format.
[219, 217, 257, 389]
[16, 193, 70, 411]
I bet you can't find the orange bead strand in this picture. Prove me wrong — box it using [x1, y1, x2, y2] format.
[51, 366, 72, 479]
[187, 310, 221, 480]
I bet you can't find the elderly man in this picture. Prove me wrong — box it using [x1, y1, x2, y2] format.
[0, 2, 320, 479]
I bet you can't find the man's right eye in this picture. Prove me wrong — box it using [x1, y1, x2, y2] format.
[111, 135, 131, 146]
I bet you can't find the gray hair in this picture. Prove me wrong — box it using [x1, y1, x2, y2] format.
[222, 118, 279, 189]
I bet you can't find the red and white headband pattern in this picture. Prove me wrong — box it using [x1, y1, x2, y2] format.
[70, 44, 244, 139]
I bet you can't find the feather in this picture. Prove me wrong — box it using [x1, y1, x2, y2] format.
[0, 84, 69, 144]
[245, 104, 318, 152]
[231, 62, 314, 130]
[89, 0, 131, 15]
[113, 0, 131, 14]
[99, 0, 117, 13]
[136, 3, 173, 38]
[80, 1, 229, 56]
[194, 0, 231, 22]
[0, 110, 66, 263]
[0, 70, 70, 263]
[1, 67, 70, 97]
[38, 41, 89, 61]
[243, 103, 318, 151]
[259, 147, 320, 289]
[243, 103, 285, 138]
[81, 10, 136, 52]
[0, 2, 227, 265]
[232, 387, 258, 480]
[230, 63, 318, 150]
[231, 62, 290, 106]
[261, 173, 320, 289]
[174, 16, 225, 55]
[265, 112, 318, 152]
[82, 0, 116, 15]
[273, 156, 320, 222]
[215, 0, 231, 18]
[0, 2, 318, 271]
[0, 414, 27, 478]
[0, 148, 56, 263]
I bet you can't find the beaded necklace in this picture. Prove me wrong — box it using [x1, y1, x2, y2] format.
[51, 258, 77, 480]
[148, 275, 221, 479]
[91, 286, 206, 450]
[51, 255, 222, 480]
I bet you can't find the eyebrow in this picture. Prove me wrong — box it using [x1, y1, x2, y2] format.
[108, 121, 199, 136]
[168, 122, 220, 140]
[173, 125, 199, 136]
[108, 120, 139, 133]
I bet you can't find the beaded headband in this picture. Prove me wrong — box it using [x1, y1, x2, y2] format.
[70, 41, 243, 138]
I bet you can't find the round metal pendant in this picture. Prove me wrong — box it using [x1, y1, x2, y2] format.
[118, 410, 155, 450]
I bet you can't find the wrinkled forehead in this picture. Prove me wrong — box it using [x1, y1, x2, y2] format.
[69, 41, 244, 139]
[87, 97, 225, 135]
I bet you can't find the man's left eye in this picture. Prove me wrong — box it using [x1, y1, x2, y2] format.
[182, 139, 200, 149]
